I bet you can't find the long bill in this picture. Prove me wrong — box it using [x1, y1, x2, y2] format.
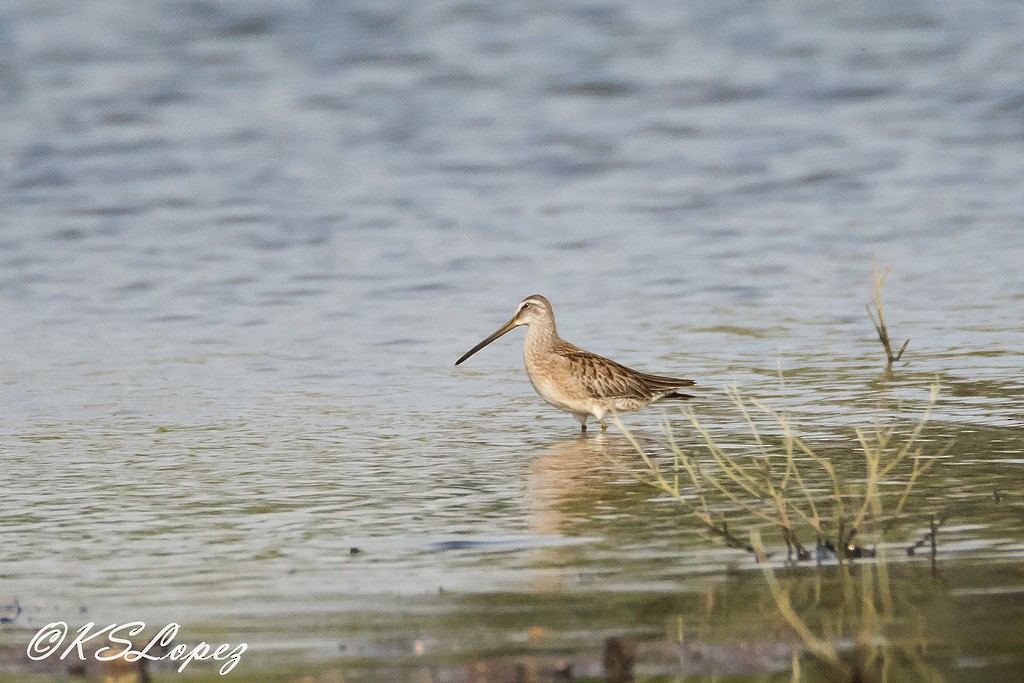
[455, 318, 518, 365]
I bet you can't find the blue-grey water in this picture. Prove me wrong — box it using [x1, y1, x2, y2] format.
[2, 1, 1023, 681]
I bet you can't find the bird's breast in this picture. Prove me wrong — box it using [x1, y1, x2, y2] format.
[524, 356, 584, 411]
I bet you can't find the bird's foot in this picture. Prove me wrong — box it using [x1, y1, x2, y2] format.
[599, 420, 608, 432]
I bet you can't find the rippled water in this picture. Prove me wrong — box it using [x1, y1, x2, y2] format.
[2, 0, 1023, 680]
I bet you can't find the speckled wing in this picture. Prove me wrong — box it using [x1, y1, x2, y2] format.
[560, 348, 694, 400]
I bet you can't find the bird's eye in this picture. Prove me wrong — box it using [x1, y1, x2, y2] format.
[522, 303, 531, 309]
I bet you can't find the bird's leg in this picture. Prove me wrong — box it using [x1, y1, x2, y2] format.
[599, 420, 608, 432]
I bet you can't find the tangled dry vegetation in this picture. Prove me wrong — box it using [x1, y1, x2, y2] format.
[617, 269, 943, 563]
[616, 381, 944, 563]
[611, 269, 948, 682]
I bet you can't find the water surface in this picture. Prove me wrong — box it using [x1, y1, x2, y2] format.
[1, 0, 1023, 680]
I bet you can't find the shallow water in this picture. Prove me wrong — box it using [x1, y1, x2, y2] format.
[2, 0, 1024, 680]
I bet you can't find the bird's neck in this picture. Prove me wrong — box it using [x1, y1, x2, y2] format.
[524, 320, 559, 357]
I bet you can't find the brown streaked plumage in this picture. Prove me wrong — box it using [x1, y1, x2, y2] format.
[455, 294, 695, 432]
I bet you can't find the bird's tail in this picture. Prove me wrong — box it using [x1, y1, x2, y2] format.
[665, 392, 696, 400]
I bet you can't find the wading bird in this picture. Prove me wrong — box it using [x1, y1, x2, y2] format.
[455, 295, 695, 432]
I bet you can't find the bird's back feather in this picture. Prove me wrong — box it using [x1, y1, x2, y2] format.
[554, 343, 694, 401]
